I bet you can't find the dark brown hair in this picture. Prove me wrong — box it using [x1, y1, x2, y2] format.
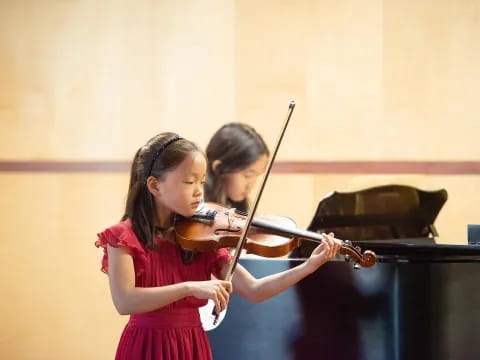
[204, 123, 269, 213]
[122, 132, 201, 250]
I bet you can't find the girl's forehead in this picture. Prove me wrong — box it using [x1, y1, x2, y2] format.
[243, 154, 268, 173]
[175, 152, 207, 175]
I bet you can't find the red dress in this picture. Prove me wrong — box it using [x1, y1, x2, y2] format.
[95, 220, 231, 360]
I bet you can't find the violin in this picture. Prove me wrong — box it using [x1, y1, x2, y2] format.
[174, 202, 377, 268]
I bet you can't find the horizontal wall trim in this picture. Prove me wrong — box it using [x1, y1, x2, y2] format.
[0, 161, 480, 174]
[273, 161, 480, 174]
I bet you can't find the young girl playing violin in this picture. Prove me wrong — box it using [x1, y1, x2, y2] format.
[205, 122, 269, 213]
[95, 132, 341, 360]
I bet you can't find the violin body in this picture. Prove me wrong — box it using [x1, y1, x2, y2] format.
[175, 203, 300, 257]
[174, 202, 377, 267]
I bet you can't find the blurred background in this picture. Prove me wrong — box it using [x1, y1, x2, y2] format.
[1, 0, 479, 358]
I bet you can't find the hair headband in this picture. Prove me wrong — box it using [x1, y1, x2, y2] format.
[145, 135, 183, 180]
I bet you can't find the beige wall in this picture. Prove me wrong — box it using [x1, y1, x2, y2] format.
[1, 0, 479, 358]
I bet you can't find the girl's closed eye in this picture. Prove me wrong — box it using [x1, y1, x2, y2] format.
[184, 179, 205, 185]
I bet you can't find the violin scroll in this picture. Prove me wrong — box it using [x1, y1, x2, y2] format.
[339, 240, 377, 268]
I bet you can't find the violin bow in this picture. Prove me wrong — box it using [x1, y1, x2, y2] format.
[212, 101, 296, 324]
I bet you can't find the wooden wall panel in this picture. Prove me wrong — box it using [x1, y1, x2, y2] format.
[1, 0, 479, 358]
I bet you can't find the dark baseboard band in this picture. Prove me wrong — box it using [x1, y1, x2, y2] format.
[0, 161, 479, 174]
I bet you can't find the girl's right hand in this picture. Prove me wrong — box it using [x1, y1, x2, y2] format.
[190, 280, 232, 314]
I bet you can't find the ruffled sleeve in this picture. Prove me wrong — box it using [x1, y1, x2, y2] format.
[95, 220, 147, 277]
[209, 248, 232, 279]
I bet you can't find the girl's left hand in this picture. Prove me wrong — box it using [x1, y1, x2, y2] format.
[304, 232, 342, 273]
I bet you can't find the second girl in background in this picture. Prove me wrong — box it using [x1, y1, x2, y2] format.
[204, 122, 269, 213]
[204, 122, 325, 260]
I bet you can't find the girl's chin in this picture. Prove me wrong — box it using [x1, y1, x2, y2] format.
[177, 208, 197, 218]
[229, 195, 246, 202]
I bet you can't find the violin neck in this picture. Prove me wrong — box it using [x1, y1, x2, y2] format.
[251, 216, 375, 267]
[251, 218, 325, 245]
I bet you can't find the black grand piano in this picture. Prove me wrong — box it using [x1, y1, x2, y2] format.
[208, 185, 480, 360]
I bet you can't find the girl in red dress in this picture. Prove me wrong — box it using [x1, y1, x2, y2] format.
[96, 132, 341, 360]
